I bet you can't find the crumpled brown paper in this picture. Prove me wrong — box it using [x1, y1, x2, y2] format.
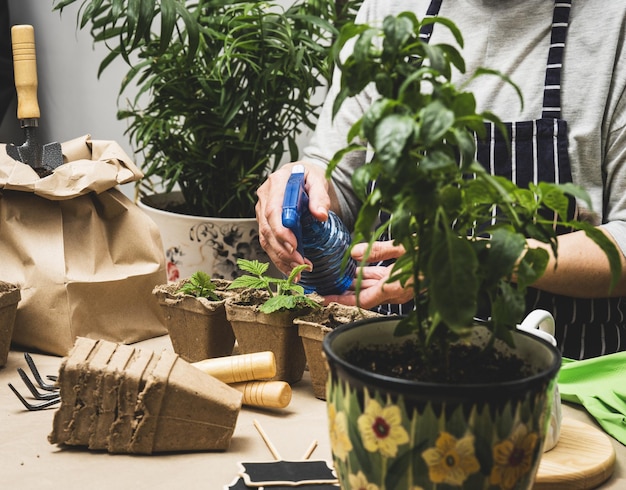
[0, 135, 167, 356]
[0, 134, 143, 198]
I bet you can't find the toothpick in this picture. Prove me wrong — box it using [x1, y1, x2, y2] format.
[301, 439, 318, 460]
[253, 419, 282, 460]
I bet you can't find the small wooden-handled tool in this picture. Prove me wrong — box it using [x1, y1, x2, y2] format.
[6, 25, 63, 174]
[192, 351, 276, 384]
[231, 381, 292, 409]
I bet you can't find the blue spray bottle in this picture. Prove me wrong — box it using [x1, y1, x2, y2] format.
[281, 165, 356, 295]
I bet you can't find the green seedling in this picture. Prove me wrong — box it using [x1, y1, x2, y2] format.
[229, 259, 321, 314]
[176, 271, 219, 301]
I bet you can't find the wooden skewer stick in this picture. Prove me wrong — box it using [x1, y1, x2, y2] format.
[301, 439, 318, 460]
[253, 419, 282, 461]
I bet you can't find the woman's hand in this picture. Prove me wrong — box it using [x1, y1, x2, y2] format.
[324, 240, 414, 309]
[256, 162, 333, 276]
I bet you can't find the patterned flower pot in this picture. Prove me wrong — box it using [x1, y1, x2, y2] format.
[295, 303, 384, 400]
[0, 281, 20, 367]
[139, 191, 275, 282]
[322, 316, 561, 490]
[152, 279, 236, 362]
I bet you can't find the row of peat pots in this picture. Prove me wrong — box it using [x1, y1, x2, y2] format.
[154, 278, 561, 490]
[152, 278, 381, 393]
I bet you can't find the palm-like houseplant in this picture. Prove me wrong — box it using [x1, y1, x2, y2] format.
[321, 12, 622, 490]
[53, 0, 361, 218]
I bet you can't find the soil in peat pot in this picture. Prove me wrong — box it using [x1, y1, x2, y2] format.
[342, 339, 532, 384]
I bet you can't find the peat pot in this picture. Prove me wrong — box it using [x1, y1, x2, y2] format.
[295, 303, 384, 400]
[322, 315, 561, 490]
[225, 293, 309, 385]
[152, 279, 236, 362]
[0, 281, 20, 367]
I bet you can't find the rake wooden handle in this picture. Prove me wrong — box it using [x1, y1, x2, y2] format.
[192, 351, 276, 384]
[231, 381, 292, 409]
[11, 25, 40, 121]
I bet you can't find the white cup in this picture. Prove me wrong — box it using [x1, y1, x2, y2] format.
[518, 309, 557, 346]
[518, 309, 561, 452]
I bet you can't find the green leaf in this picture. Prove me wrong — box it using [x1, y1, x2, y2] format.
[229, 275, 268, 290]
[422, 43, 449, 79]
[490, 280, 527, 336]
[428, 227, 478, 329]
[428, 16, 464, 48]
[419, 101, 455, 145]
[537, 182, 570, 221]
[470, 67, 523, 111]
[381, 14, 413, 61]
[260, 295, 295, 314]
[483, 228, 526, 287]
[176, 271, 219, 300]
[371, 114, 415, 171]
[236, 258, 269, 276]
[572, 222, 623, 293]
[159, 0, 177, 52]
[558, 182, 594, 209]
[516, 247, 550, 289]
[287, 264, 310, 285]
[420, 149, 455, 171]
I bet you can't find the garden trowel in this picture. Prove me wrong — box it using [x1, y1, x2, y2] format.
[6, 25, 62, 176]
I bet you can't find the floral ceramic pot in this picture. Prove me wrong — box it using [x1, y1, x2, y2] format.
[322, 316, 561, 490]
[139, 191, 275, 282]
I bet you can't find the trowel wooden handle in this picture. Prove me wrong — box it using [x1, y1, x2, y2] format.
[11, 25, 40, 121]
[192, 351, 276, 384]
[231, 381, 292, 409]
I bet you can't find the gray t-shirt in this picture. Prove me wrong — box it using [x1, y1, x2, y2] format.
[303, 0, 626, 256]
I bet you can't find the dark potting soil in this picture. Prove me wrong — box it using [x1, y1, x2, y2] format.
[342, 339, 532, 384]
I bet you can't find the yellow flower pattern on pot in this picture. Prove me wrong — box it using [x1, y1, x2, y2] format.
[328, 404, 353, 462]
[357, 398, 409, 458]
[326, 374, 554, 490]
[490, 423, 539, 490]
[348, 470, 380, 490]
[421, 432, 480, 485]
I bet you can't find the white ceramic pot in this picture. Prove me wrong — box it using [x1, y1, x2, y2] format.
[138, 191, 271, 281]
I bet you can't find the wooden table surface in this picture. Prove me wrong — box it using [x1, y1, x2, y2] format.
[1, 335, 623, 490]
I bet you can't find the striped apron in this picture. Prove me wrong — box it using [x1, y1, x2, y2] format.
[373, 0, 626, 359]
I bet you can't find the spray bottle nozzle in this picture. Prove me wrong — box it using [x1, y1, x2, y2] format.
[281, 165, 308, 256]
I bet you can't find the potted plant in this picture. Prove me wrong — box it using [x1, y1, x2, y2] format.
[53, 0, 363, 281]
[225, 258, 322, 384]
[294, 302, 384, 400]
[321, 12, 621, 490]
[0, 281, 20, 367]
[152, 271, 237, 363]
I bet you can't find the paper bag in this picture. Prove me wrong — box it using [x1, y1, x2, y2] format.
[0, 135, 167, 355]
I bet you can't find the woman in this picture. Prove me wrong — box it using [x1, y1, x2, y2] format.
[256, 0, 626, 359]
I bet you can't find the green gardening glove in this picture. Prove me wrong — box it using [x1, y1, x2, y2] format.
[558, 352, 626, 445]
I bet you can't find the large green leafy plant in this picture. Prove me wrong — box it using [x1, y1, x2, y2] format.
[329, 12, 621, 363]
[53, 0, 362, 218]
